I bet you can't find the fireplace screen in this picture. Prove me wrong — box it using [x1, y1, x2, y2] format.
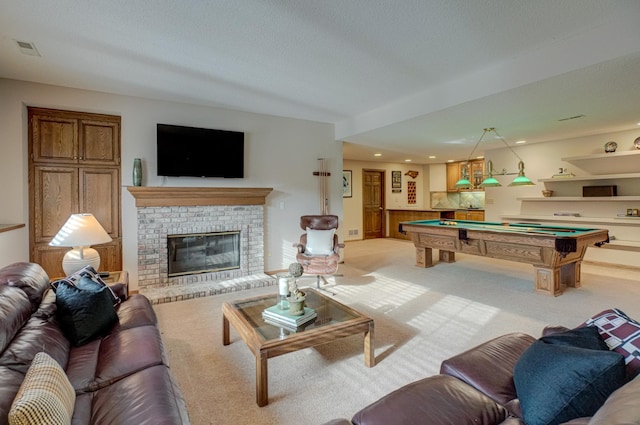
[168, 231, 240, 277]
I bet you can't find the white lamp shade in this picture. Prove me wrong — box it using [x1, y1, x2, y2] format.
[50, 213, 112, 275]
[49, 213, 112, 248]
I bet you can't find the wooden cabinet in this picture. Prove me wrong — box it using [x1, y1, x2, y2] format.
[446, 160, 485, 191]
[454, 210, 485, 221]
[28, 107, 122, 278]
[388, 210, 445, 239]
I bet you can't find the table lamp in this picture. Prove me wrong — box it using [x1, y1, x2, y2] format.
[49, 213, 112, 275]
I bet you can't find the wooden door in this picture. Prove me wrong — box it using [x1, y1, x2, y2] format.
[363, 170, 384, 239]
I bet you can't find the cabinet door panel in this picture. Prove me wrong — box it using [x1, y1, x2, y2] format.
[30, 113, 78, 163]
[33, 166, 79, 243]
[79, 168, 120, 237]
[80, 120, 120, 165]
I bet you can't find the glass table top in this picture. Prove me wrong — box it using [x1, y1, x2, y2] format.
[230, 287, 362, 341]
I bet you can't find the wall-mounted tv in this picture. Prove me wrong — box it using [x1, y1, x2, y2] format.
[157, 124, 244, 178]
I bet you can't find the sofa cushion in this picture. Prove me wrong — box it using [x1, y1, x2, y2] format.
[8, 352, 75, 425]
[351, 374, 508, 425]
[66, 324, 166, 392]
[587, 374, 640, 425]
[440, 332, 535, 406]
[514, 339, 627, 425]
[0, 262, 50, 312]
[55, 281, 118, 347]
[305, 228, 335, 255]
[71, 365, 190, 425]
[583, 308, 640, 378]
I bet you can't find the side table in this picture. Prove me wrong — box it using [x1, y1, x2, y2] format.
[102, 271, 129, 296]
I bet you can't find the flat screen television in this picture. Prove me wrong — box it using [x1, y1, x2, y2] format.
[157, 123, 244, 178]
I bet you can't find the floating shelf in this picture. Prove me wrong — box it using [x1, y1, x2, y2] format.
[560, 150, 640, 175]
[517, 196, 640, 202]
[539, 173, 640, 183]
[501, 214, 640, 225]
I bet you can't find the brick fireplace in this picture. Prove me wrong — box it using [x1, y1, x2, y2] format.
[128, 187, 273, 294]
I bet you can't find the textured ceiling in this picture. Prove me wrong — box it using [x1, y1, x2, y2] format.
[1, 0, 640, 163]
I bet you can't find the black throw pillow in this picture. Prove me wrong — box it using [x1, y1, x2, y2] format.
[55, 280, 119, 346]
[540, 325, 609, 351]
[514, 339, 626, 425]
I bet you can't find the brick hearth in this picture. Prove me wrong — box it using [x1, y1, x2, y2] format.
[128, 187, 275, 303]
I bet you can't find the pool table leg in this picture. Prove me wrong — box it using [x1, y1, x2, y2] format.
[534, 267, 563, 296]
[534, 261, 581, 296]
[415, 247, 433, 267]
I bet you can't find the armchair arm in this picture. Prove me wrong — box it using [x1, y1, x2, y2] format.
[333, 242, 345, 254]
[293, 242, 306, 254]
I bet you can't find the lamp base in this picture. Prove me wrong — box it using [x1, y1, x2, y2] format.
[62, 247, 101, 276]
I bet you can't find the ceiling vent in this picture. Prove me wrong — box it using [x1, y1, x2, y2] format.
[557, 114, 585, 122]
[14, 40, 40, 57]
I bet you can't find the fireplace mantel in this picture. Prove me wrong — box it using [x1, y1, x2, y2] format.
[127, 186, 273, 207]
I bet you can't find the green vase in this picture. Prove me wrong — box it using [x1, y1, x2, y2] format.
[133, 158, 142, 186]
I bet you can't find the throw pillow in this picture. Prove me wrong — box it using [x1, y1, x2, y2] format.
[514, 340, 627, 425]
[51, 265, 120, 307]
[55, 280, 119, 347]
[8, 351, 75, 425]
[304, 228, 335, 256]
[540, 325, 609, 351]
[583, 308, 640, 378]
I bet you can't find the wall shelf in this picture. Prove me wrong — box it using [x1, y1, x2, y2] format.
[517, 196, 640, 202]
[0, 224, 25, 234]
[539, 173, 640, 183]
[502, 214, 640, 225]
[560, 150, 640, 175]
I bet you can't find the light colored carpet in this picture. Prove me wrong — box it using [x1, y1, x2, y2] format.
[154, 238, 640, 425]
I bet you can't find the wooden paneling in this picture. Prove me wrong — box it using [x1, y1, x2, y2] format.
[127, 186, 273, 207]
[388, 210, 441, 240]
[80, 120, 120, 165]
[28, 107, 122, 277]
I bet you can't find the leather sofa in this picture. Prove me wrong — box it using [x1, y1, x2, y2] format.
[323, 327, 640, 425]
[0, 262, 190, 425]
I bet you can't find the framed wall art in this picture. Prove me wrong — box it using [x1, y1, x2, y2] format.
[392, 170, 401, 189]
[342, 170, 352, 198]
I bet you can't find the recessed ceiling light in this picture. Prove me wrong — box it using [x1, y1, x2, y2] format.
[428, 155, 436, 159]
[14, 40, 40, 56]
[476, 155, 484, 159]
[404, 159, 412, 162]
[515, 140, 526, 144]
[373, 153, 382, 157]
[447, 159, 455, 163]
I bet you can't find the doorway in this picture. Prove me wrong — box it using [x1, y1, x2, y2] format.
[362, 169, 385, 239]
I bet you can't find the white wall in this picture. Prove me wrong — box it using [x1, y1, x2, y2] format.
[342, 159, 429, 240]
[483, 128, 640, 267]
[0, 79, 342, 290]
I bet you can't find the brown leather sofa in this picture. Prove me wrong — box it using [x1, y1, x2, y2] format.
[0, 262, 190, 425]
[323, 329, 640, 425]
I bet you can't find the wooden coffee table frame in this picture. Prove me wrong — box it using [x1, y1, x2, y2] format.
[222, 288, 374, 406]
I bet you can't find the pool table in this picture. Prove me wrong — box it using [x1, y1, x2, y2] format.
[399, 219, 609, 296]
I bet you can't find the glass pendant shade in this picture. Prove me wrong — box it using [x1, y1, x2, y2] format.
[479, 160, 502, 188]
[508, 161, 535, 186]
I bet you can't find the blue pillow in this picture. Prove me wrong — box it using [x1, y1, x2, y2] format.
[514, 340, 626, 425]
[540, 325, 609, 351]
[55, 280, 119, 346]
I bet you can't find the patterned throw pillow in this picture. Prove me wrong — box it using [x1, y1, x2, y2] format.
[50, 265, 120, 307]
[8, 352, 75, 425]
[584, 308, 640, 378]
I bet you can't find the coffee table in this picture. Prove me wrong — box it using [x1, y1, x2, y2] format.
[222, 287, 375, 406]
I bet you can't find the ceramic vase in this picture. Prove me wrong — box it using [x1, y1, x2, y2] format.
[133, 158, 142, 186]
